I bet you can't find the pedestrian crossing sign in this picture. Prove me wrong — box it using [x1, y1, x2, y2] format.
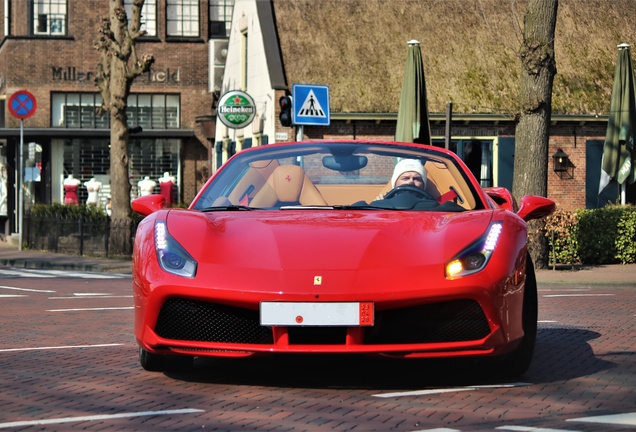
[292, 84, 330, 126]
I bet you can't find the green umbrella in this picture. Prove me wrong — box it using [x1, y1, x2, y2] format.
[599, 43, 636, 203]
[395, 40, 431, 144]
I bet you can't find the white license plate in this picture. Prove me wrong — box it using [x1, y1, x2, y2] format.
[260, 302, 374, 326]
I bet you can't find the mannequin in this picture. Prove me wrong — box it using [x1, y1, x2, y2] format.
[63, 174, 81, 205]
[138, 176, 156, 197]
[84, 178, 102, 205]
[159, 172, 175, 207]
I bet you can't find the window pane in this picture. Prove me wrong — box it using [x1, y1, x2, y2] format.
[167, 0, 199, 37]
[124, 0, 156, 36]
[33, 0, 66, 35]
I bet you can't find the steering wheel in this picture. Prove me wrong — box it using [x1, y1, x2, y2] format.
[383, 184, 434, 201]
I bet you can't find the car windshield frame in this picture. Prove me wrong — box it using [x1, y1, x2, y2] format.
[191, 141, 485, 212]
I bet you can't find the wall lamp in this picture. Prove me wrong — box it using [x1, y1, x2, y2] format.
[552, 148, 573, 179]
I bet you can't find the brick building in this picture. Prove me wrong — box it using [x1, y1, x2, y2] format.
[0, 0, 235, 236]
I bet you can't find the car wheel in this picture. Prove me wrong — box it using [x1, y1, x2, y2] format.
[139, 347, 193, 372]
[499, 253, 538, 378]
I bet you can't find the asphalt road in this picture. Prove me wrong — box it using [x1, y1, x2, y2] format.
[0, 269, 634, 431]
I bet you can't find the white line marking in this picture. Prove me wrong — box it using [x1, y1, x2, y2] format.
[0, 285, 55, 293]
[542, 294, 614, 298]
[47, 307, 134, 312]
[73, 293, 113, 296]
[49, 296, 133, 299]
[0, 294, 27, 298]
[0, 343, 124, 353]
[373, 382, 531, 398]
[538, 320, 559, 323]
[497, 425, 581, 431]
[0, 408, 204, 429]
[568, 412, 636, 426]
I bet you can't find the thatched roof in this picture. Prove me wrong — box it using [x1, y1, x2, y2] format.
[273, 0, 636, 115]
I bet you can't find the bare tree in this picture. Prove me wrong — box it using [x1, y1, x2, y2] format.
[94, 0, 155, 255]
[513, 0, 558, 269]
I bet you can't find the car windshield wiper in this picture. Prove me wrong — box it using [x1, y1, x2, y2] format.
[201, 205, 255, 212]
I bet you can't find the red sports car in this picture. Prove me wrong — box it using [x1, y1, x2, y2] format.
[132, 140, 555, 377]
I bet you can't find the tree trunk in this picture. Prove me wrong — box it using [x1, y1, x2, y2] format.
[513, 0, 558, 269]
[108, 68, 133, 255]
[95, 0, 153, 256]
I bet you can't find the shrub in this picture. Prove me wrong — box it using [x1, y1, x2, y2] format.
[544, 209, 580, 265]
[615, 207, 636, 264]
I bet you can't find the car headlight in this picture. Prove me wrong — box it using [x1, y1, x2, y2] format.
[445, 222, 502, 279]
[154, 220, 197, 278]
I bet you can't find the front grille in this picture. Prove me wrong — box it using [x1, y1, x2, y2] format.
[365, 300, 490, 344]
[155, 298, 273, 344]
[154, 298, 489, 347]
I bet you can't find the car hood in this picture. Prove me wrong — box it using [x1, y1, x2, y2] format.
[166, 209, 494, 272]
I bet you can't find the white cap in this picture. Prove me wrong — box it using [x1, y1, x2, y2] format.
[391, 159, 427, 188]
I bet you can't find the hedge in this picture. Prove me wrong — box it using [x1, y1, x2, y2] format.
[545, 204, 636, 265]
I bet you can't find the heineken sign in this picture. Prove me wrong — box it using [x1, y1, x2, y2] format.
[217, 90, 256, 129]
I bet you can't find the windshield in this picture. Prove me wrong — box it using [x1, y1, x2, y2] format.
[192, 141, 484, 212]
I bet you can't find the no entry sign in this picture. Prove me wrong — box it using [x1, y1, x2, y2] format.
[8, 90, 37, 119]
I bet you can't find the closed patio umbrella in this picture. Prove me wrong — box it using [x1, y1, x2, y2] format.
[599, 43, 636, 204]
[395, 40, 431, 144]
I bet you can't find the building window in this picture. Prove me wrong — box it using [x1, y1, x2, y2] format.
[241, 31, 248, 90]
[166, 0, 199, 37]
[124, 0, 157, 37]
[52, 93, 180, 129]
[51, 93, 106, 129]
[33, 0, 67, 36]
[209, 0, 234, 38]
[127, 94, 180, 129]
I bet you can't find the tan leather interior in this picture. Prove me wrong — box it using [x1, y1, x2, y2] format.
[250, 165, 328, 207]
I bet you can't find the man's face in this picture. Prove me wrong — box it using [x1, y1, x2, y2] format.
[395, 171, 424, 189]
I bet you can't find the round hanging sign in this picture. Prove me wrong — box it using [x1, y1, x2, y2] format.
[8, 90, 37, 119]
[217, 90, 256, 129]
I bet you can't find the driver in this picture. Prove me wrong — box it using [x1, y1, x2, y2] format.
[375, 159, 427, 200]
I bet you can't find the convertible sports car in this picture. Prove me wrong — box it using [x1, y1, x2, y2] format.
[132, 140, 555, 377]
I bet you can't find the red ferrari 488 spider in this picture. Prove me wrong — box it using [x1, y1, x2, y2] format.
[132, 140, 555, 377]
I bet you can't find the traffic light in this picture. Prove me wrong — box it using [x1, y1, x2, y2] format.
[279, 95, 293, 127]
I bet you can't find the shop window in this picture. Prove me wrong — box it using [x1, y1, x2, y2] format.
[33, 0, 67, 36]
[167, 0, 199, 37]
[124, 0, 157, 37]
[52, 93, 180, 129]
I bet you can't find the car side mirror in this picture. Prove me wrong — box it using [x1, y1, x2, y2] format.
[132, 194, 166, 216]
[517, 195, 556, 222]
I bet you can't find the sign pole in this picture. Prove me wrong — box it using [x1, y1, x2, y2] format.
[7, 89, 37, 250]
[18, 120, 24, 251]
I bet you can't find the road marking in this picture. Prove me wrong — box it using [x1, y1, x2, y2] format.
[49, 295, 133, 299]
[568, 412, 636, 426]
[47, 307, 134, 312]
[497, 425, 580, 431]
[74, 292, 114, 296]
[0, 294, 27, 298]
[542, 294, 614, 298]
[0, 285, 55, 293]
[538, 320, 558, 323]
[0, 343, 124, 353]
[0, 268, 129, 279]
[0, 408, 204, 429]
[373, 382, 531, 398]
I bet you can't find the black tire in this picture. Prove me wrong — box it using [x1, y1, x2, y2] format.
[139, 347, 193, 372]
[498, 253, 538, 378]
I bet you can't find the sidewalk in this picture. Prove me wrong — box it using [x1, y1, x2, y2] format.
[0, 240, 133, 274]
[0, 240, 634, 287]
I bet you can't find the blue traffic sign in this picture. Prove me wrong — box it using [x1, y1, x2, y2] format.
[8, 90, 37, 119]
[292, 84, 330, 126]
